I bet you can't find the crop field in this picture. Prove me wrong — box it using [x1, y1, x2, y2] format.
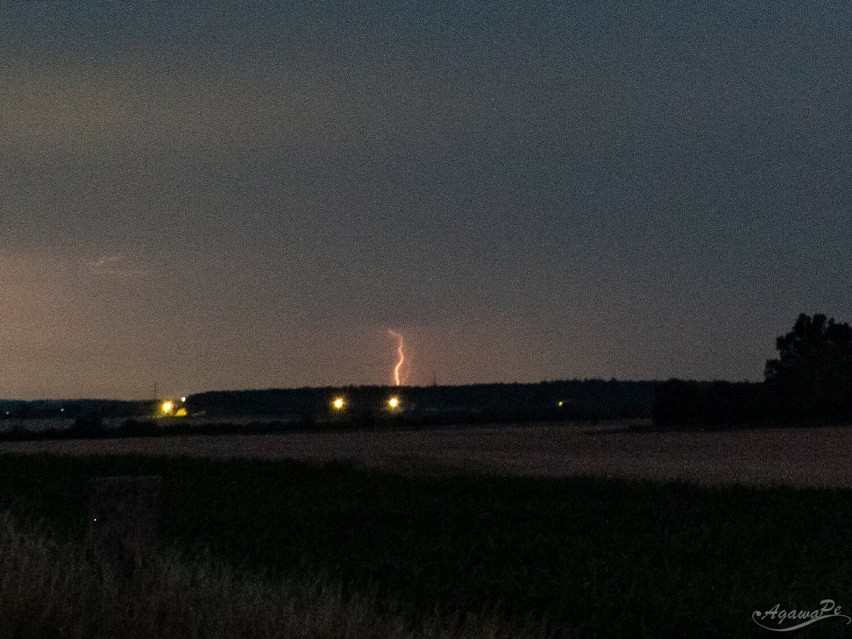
[2, 452, 852, 637]
[2, 421, 852, 487]
[3, 423, 852, 636]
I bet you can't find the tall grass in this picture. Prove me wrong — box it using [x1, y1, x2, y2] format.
[0, 512, 557, 639]
[8, 454, 852, 636]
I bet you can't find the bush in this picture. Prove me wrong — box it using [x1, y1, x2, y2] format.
[765, 313, 852, 422]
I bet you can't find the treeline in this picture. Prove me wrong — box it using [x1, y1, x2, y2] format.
[0, 399, 155, 420]
[653, 381, 774, 427]
[188, 380, 657, 426]
[654, 314, 852, 428]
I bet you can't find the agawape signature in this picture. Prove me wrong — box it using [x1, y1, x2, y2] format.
[753, 599, 851, 632]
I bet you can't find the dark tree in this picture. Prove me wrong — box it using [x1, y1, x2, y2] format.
[765, 313, 852, 421]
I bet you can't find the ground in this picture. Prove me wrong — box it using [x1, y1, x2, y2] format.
[2, 420, 852, 487]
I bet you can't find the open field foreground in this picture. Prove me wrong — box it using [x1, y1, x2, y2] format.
[0, 510, 547, 639]
[3, 454, 852, 637]
[2, 421, 852, 487]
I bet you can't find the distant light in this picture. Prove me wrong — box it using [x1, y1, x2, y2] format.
[175, 407, 188, 418]
[557, 401, 564, 408]
[388, 396, 400, 410]
[180, 397, 187, 403]
[161, 400, 174, 415]
[332, 397, 346, 411]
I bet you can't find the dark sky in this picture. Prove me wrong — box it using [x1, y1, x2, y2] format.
[2, 1, 850, 399]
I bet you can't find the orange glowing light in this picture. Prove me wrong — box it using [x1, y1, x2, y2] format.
[332, 397, 346, 411]
[388, 396, 401, 410]
[161, 400, 174, 415]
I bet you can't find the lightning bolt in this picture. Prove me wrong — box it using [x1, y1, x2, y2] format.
[87, 255, 149, 277]
[388, 329, 406, 386]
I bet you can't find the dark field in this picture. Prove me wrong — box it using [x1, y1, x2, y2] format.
[2, 453, 852, 637]
[4, 421, 852, 487]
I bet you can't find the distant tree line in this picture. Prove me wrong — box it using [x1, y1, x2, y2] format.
[0, 380, 658, 441]
[8, 313, 845, 437]
[654, 314, 852, 428]
[188, 380, 657, 427]
[0, 399, 154, 421]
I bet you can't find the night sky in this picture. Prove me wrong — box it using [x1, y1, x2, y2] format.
[2, 2, 850, 399]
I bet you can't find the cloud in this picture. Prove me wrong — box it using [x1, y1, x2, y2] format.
[0, 43, 512, 164]
[0, 52, 404, 155]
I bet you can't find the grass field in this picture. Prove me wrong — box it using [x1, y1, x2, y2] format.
[0, 510, 544, 639]
[2, 452, 852, 637]
[3, 421, 852, 487]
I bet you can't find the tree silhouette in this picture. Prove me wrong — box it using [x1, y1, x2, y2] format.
[765, 313, 852, 421]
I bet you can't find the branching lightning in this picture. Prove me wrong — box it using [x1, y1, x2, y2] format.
[87, 255, 149, 277]
[388, 329, 406, 386]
